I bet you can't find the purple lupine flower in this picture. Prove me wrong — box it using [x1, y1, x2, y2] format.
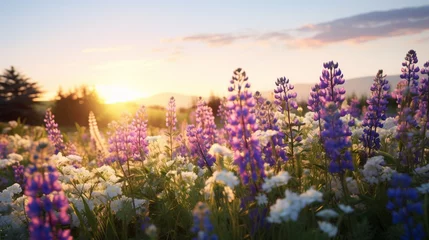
[416, 61, 429, 161]
[319, 61, 346, 110]
[321, 102, 353, 173]
[360, 70, 390, 158]
[227, 68, 265, 187]
[106, 116, 133, 165]
[195, 97, 217, 146]
[187, 98, 217, 170]
[258, 98, 288, 167]
[64, 142, 77, 156]
[131, 105, 149, 161]
[348, 98, 361, 119]
[254, 91, 268, 129]
[395, 50, 421, 166]
[25, 143, 72, 240]
[318, 61, 353, 173]
[191, 202, 218, 240]
[308, 83, 326, 121]
[274, 77, 300, 165]
[13, 163, 25, 189]
[44, 110, 65, 154]
[216, 97, 231, 146]
[386, 173, 425, 240]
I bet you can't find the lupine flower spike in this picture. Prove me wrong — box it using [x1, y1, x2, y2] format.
[25, 142, 72, 240]
[360, 70, 390, 158]
[44, 109, 65, 154]
[227, 68, 265, 192]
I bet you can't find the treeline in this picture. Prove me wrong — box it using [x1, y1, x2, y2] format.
[0, 66, 399, 129]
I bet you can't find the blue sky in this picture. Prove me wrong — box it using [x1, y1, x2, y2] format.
[1, 1, 428, 102]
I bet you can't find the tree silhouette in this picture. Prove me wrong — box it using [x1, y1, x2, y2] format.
[52, 85, 106, 127]
[0, 66, 42, 123]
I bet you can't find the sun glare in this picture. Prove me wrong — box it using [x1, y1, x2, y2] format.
[96, 84, 147, 104]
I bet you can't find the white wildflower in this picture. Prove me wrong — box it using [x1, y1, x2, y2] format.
[262, 171, 291, 192]
[415, 164, 429, 176]
[255, 193, 268, 206]
[8, 121, 18, 128]
[338, 204, 354, 214]
[380, 166, 396, 182]
[361, 155, 385, 184]
[145, 224, 157, 238]
[316, 209, 338, 219]
[208, 144, 233, 157]
[180, 171, 198, 185]
[105, 184, 122, 198]
[212, 170, 239, 188]
[67, 155, 83, 163]
[318, 221, 338, 237]
[267, 187, 323, 223]
[417, 183, 429, 194]
[253, 130, 278, 147]
[7, 153, 23, 163]
[267, 190, 303, 223]
[299, 187, 323, 205]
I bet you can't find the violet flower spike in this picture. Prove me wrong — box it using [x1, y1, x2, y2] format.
[131, 105, 149, 161]
[24, 143, 72, 240]
[44, 109, 65, 154]
[360, 70, 390, 158]
[227, 68, 265, 190]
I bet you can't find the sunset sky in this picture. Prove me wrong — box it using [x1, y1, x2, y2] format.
[1, 1, 429, 103]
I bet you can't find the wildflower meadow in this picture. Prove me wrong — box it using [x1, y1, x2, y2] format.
[2, 49, 429, 240]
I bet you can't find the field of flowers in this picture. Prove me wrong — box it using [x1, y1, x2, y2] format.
[0, 49, 428, 240]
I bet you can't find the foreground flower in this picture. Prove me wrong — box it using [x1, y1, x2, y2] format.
[44, 110, 65, 154]
[191, 202, 218, 240]
[24, 143, 72, 240]
[386, 173, 425, 240]
[267, 187, 322, 223]
[318, 221, 338, 237]
[361, 70, 390, 157]
[227, 68, 265, 189]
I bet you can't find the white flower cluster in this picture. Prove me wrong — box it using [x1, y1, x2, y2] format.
[417, 183, 429, 194]
[318, 221, 338, 237]
[0, 184, 22, 204]
[262, 171, 291, 192]
[361, 156, 395, 184]
[267, 187, 323, 223]
[208, 144, 233, 158]
[204, 170, 239, 202]
[52, 152, 82, 167]
[0, 153, 24, 169]
[8, 134, 31, 150]
[415, 164, 429, 177]
[253, 130, 278, 147]
[0, 184, 25, 230]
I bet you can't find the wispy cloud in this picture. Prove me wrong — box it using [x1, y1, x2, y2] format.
[170, 6, 429, 48]
[166, 31, 291, 46]
[293, 5, 429, 47]
[82, 45, 133, 53]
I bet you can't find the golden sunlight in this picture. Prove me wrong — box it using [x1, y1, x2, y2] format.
[96, 84, 147, 104]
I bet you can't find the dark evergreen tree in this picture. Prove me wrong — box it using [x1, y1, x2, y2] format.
[0, 66, 42, 123]
[52, 85, 106, 127]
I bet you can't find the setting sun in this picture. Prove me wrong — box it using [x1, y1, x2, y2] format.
[96, 84, 147, 104]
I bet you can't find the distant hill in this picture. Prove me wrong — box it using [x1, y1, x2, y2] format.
[131, 74, 406, 108]
[260, 74, 402, 102]
[135, 92, 200, 109]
